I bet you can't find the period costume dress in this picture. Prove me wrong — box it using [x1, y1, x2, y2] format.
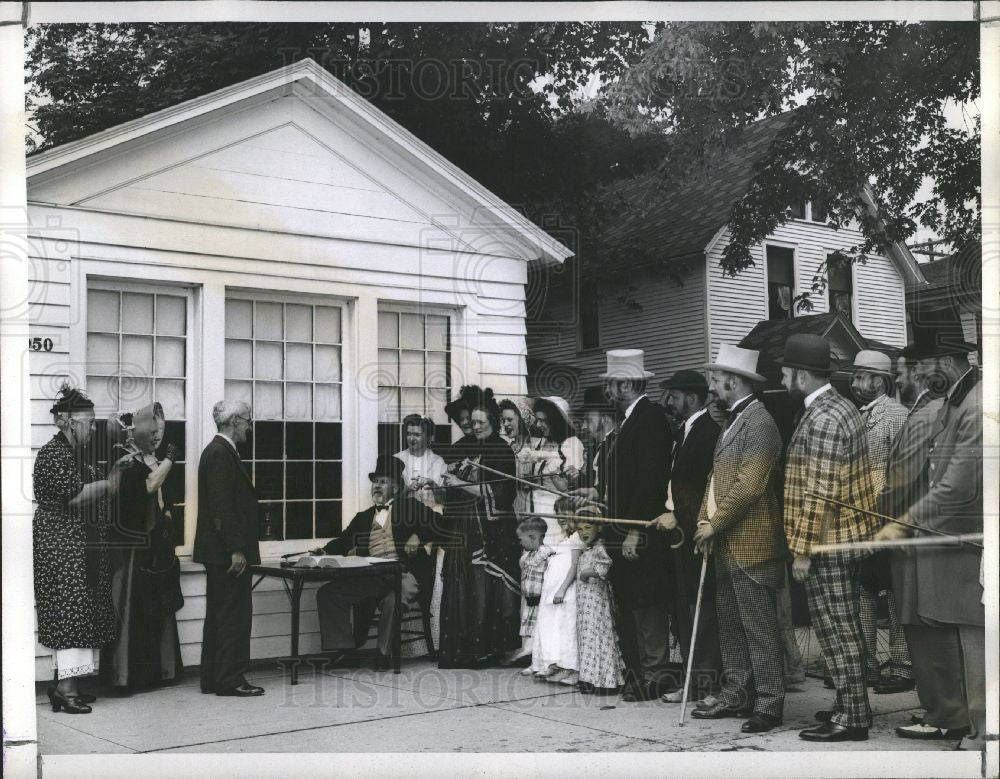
[530, 530, 585, 674]
[33, 433, 117, 679]
[437, 432, 522, 667]
[101, 448, 184, 690]
[576, 540, 625, 690]
[394, 447, 447, 513]
[528, 435, 585, 517]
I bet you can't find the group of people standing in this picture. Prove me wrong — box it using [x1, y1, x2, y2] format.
[31, 324, 985, 752]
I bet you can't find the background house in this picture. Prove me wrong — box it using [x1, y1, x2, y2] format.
[905, 240, 982, 358]
[527, 114, 926, 399]
[25, 59, 570, 679]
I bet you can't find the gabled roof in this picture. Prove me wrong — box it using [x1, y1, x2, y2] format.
[603, 112, 924, 284]
[907, 241, 980, 303]
[26, 58, 572, 266]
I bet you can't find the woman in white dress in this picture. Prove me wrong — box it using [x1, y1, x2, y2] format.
[394, 414, 447, 652]
[529, 396, 585, 543]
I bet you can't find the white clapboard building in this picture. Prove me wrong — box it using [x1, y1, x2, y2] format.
[25, 58, 571, 678]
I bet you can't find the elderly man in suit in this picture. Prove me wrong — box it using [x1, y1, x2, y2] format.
[782, 334, 878, 741]
[653, 369, 723, 704]
[194, 400, 264, 697]
[850, 350, 913, 694]
[877, 337, 985, 749]
[685, 346, 786, 733]
[571, 349, 674, 702]
[310, 455, 441, 669]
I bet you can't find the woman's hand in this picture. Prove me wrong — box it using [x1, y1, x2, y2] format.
[553, 589, 566, 604]
[162, 443, 180, 462]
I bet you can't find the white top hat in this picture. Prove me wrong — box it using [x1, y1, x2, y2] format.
[704, 344, 766, 383]
[851, 349, 893, 375]
[600, 349, 654, 379]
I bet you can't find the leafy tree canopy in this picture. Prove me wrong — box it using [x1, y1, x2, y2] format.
[604, 21, 980, 279]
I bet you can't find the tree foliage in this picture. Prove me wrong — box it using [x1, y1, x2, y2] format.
[605, 21, 980, 282]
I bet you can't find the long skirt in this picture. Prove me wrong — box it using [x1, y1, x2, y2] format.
[101, 550, 183, 690]
[438, 549, 521, 668]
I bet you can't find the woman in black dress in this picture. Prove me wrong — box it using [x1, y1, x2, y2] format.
[102, 402, 184, 692]
[437, 387, 522, 668]
[33, 385, 123, 713]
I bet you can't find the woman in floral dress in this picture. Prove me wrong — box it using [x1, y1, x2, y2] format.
[33, 385, 124, 713]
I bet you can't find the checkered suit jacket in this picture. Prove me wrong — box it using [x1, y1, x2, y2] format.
[784, 387, 878, 557]
[860, 393, 908, 496]
[697, 400, 787, 568]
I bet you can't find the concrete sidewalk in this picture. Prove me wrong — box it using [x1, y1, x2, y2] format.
[37, 660, 957, 754]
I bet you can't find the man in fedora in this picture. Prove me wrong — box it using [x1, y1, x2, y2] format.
[570, 349, 674, 701]
[653, 369, 723, 704]
[686, 345, 786, 733]
[310, 455, 441, 669]
[781, 333, 878, 741]
[849, 349, 913, 694]
[876, 334, 984, 749]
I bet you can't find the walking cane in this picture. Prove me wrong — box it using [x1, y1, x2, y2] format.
[679, 550, 710, 727]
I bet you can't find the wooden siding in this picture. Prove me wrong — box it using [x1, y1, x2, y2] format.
[707, 219, 908, 358]
[528, 262, 707, 398]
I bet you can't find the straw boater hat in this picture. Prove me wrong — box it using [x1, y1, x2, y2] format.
[600, 349, 655, 379]
[851, 350, 894, 376]
[704, 344, 766, 383]
[535, 395, 573, 429]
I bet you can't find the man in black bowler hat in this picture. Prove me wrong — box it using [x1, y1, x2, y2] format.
[310, 454, 441, 669]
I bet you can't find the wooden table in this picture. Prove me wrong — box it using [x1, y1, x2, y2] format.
[250, 559, 403, 684]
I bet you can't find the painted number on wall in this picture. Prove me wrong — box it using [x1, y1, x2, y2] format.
[28, 337, 54, 352]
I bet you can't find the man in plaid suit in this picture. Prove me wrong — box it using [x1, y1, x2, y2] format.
[850, 350, 913, 694]
[689, 345, 787, 734]
[781, 334, 878, 742]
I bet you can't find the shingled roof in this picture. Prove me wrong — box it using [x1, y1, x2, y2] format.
[603, 112, 796, 263]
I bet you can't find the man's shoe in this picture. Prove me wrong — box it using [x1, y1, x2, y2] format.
[691, 702, 751, 719]
[371, 652, 391, 671]
[799, 722, 868, 742]
[742, 713, 782, 733]
[895, 723, 969, 740]
[216, 683, 265, 697]
[814, 709, 833, 723]
[874, 675, 915, 695]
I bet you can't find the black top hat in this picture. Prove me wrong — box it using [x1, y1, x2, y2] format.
[660, 369, 709, 393]
[368, 454, 404, 483]
[778, 333, 833, 373]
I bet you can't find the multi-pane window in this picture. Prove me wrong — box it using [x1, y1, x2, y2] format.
[224, 298, 343, 541]
[828, 257, 853, 320]
[766, 246, 795, 320]
[377, 310, 451, 455]
[86, 286, 188, 543]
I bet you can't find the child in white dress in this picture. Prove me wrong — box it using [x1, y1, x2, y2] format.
[530, 507, 584, 684]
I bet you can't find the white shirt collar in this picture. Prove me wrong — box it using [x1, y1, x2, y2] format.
[623, 394, 646, 421]
[217, 432, 238, 453]
[728, 393, 754, 411]
[682, 407, 709, 442]
[804, 383, 832, 409]
[374, 499, 394, 527]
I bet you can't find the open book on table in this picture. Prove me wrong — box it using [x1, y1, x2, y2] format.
[293, 554, 388, 568]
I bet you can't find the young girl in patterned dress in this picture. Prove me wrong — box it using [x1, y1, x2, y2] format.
[574, 512, 625, 693]
[516, 516, 553, 675]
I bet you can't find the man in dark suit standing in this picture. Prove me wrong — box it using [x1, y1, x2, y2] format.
[687, 346, 786, 733]
[876, 337, 984, 749]
[310, 455, 441, 669]
[654, 369, 722, 704]
[571, 349, 673, 702]
[194, 400, 263, 697]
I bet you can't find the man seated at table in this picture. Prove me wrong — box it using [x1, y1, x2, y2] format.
[309, 454, 441, 669]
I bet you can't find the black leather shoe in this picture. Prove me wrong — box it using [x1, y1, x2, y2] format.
[874, 675, 915, 695]
[216, 683, 265, 697]
[799, 722, 868, 742]
[371, 652, 391, 671]
[742, 713, 782, 733]
[47, 688, 92, 714]
[895, 723, 969, 740]
[815, 709, 833, 722]
[691, 702, 751, 719]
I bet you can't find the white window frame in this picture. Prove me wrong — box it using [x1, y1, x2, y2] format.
[223, 288, 351, 556]
[85, 277, 200, 554]
[763, 241, 798, 321]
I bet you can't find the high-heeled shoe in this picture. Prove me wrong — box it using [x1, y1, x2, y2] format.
[47, 687, 92, 714]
